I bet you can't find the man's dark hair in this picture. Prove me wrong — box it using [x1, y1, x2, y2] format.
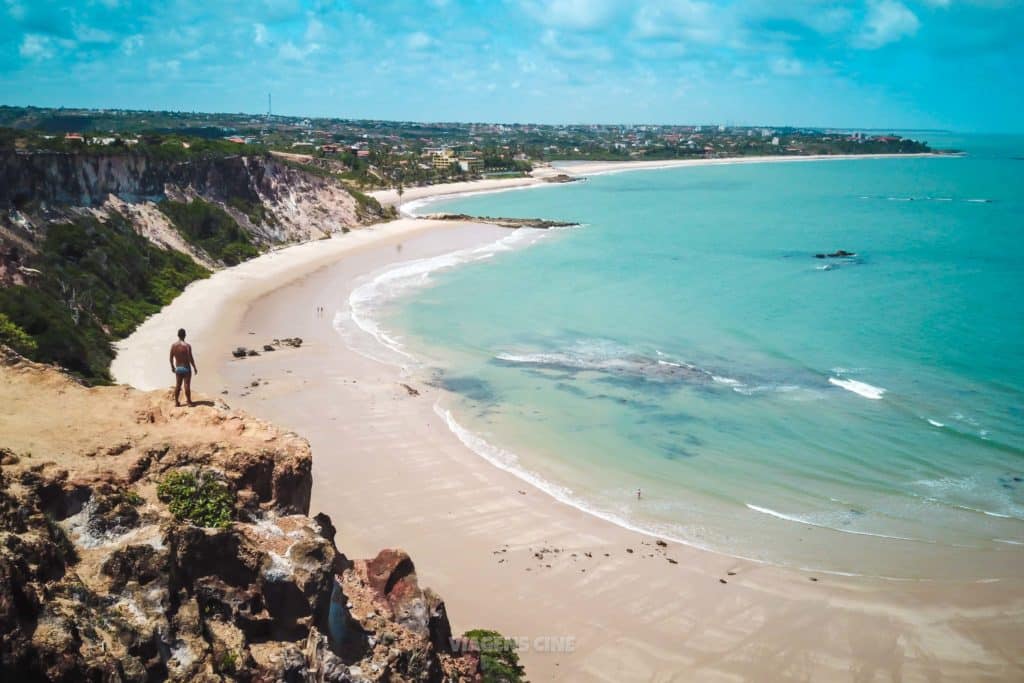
[177, 328, 186, 340]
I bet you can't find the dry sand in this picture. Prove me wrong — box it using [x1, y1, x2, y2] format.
[114, 170, 1021, 681]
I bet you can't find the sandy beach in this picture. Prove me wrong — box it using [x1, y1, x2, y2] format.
[114, 165, 1022, 681]
[550, 153, 944, 177]
[371, 165, 564, 213]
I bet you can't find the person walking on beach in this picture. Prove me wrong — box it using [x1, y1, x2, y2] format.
[169, 328, 198, 407]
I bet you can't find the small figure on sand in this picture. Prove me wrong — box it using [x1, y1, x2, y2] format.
[637, 488, 642, 501]
[169, 328, 198, 407]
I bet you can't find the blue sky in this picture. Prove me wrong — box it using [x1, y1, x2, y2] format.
[1, 1, 1021, 131]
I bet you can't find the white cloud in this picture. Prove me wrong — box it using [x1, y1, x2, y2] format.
[770, 57, 804, 76]
[305, 18, 326, 42]
[19, 34, 55, 59]
[406, 31, 434, 50]
[806, 7, 853, 34]
[279, 41, 320, 61]
[253, 23, 268, 45]
[121, 34, 144, 55]
[631, 0, 720, 45]
[519, 0, 620, 30]
[74, 24, 115, 44]
[5, 0, 25, 20]
[857, 0, 920, 48]
[147, 59, 181, 78]
[540, 29, 613, 62]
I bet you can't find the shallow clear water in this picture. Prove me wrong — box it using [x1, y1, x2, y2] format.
[363, 136, 1024, 579]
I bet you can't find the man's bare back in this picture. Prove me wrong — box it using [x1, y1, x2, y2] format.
[169, 328, 198, 407]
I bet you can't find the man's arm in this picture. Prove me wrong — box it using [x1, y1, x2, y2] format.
[169, 345, 175, 373]
[189, 344, 198, 374]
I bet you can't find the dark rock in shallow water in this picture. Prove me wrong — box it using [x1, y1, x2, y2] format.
[232, 347, 248, 358]
[815, 250, 857, 259]
[428, 374, 496, 402]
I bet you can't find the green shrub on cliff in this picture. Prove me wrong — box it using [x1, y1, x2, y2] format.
[0, 212, 209, 382]
[157, 470, 234, 529]
[159, 198, 260, 266]
[0, 312, 36, 355]
[462, 630, 526, 683]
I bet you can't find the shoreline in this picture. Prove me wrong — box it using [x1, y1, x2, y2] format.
[370, 152, 947, 215]
[552, 152, 946, 177]
[114, 158, 1021, 680]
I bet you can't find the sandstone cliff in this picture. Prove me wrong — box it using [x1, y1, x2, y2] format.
[0, 348, 480, 682]
[0, 151, 388, 266]
[0, 150, 395, 383]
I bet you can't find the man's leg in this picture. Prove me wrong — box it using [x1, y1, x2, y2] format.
[174, 373, 183, 406]
[184, 373, 193, 406]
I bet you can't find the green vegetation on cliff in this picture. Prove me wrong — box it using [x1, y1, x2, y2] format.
[0, 312, 36, 356]
[0, 212, 208, 382]
[159, 198, 260, 266]
[157, 469, 235, 529]
[462, 630, 527, 683]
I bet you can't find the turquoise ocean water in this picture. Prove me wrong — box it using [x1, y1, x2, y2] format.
[347, 135, 1024, 579]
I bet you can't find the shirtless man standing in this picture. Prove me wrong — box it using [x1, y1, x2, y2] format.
[169, 328, 198, 407]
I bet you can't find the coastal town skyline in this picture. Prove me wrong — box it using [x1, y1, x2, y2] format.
[2, 0, 1022, 133]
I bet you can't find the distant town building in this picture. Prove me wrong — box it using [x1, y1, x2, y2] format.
[424, 147, 456, 169]
[458, 156, 483, 173]
[771, 137, 780, 146]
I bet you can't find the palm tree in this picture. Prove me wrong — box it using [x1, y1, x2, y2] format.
[396, 184, 404, 208]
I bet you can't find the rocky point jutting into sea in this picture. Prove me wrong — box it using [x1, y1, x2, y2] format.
[0, 347, 483, 681]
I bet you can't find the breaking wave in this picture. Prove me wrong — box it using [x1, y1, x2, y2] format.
[828, 377, 886, 400]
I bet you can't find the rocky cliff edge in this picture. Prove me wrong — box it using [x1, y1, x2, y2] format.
[0, 347, 480, 682]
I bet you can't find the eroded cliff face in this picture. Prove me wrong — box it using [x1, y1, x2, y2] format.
[0, 151, 384, 265]
[0, 348, 480, 682]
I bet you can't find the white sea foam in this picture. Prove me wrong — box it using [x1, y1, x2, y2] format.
[954, 504, 1013, 519]
[828, 377, 886, 399]
[745, 504, 927, 543]
[927, 418, 945, 427]
[435, 404, 778, 564]
[337, 228, 545, 365]
[434, 403, 964, 579]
